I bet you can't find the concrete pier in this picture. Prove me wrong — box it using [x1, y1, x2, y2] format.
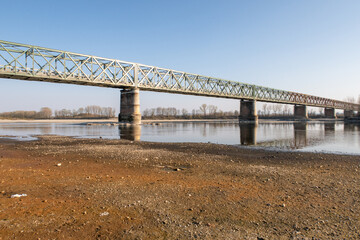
[344, 110, 354, 119]
[118, 88, 141, 124]
[324, 108, 336, 118]
[294, 105, 308, 119]
[239, 99, 258, 121]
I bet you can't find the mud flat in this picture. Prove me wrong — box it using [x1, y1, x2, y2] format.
[0, 136, 359, 239]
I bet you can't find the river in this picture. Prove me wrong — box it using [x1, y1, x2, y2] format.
[0, 121, 359, 155]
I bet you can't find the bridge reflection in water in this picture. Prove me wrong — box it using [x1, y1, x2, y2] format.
[324, 122, 335, 137]
[118, 125, 141, 141]
[112, 121, 360, 153]
[294, 123, 307, 148]
[240, 123, 257, 145]
[239, 122, 343, 149]
[0, 121, 358, 153]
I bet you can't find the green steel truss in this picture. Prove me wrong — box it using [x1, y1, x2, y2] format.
[0, 40, 359, 111]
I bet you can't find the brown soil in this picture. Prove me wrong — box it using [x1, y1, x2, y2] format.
[0, 136, 359, 239]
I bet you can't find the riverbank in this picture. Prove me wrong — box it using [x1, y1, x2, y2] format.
[0, 136, 359, 239]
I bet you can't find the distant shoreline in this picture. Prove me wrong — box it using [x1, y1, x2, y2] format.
[0, 118, 344, 124]
[0, 118, 118, 123]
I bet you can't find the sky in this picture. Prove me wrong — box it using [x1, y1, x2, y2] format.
[0, 0, 360, 114]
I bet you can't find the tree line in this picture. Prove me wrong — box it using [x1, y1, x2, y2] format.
[0, 107, 52, 119]
[344, 95, 360, 104]
[54, 106, 115, 119]
[142, 104, 239, 119]
[0, 106, 115, 119]
[143, 98, 360, 120]
[143, 103, 296, 120]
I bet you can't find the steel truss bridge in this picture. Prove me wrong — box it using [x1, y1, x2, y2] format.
[0, 40, 359, 111]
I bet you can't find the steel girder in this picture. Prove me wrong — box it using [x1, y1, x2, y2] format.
[0, 40, 359, 111]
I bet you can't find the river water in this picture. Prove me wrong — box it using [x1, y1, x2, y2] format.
[0, 121, 359, 155]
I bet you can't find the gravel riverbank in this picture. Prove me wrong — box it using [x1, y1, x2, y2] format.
[0, 136, 359, 239]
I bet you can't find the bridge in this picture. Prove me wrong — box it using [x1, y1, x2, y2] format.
[0, 39, 359, 124]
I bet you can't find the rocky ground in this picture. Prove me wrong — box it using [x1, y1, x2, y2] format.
[0, 135, 359, 239]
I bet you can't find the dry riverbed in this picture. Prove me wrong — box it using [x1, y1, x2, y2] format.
[0, 136, 359, 239]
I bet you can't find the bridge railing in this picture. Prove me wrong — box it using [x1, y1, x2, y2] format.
[0, 40, 359, 111]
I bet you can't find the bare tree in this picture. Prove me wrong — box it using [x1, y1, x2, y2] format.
[283, 105, 290, 116]
[344, 96, 356, 103]
[156, 107, 163, 117]
[318, 108, 324, 115]
[273, 104, 282, 116]
[199, 104, 207, 116]
[208, 105, 218, 116]
[181, 108, 188, 117]
[143, 109, 149, 117]
[149, 108, 155, 117]
[262, 104, 268, 116]
[38, 107, 52, 119]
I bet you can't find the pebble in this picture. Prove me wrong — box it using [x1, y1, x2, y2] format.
[11, 193, 27, 198]
[100, 211, 109, 217]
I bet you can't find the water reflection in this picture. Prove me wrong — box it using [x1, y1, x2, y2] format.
[239, 122, 354, 151]
[239, 122, 308, 149]
[39, 125, 52, 134]
[118, 125, 141, 141]
[240, 123, 257, 145]
[294, 123, 307, 148]
[0, 121, 360, 154]
[344, 123, 356, 132]
[324, 122, 335, 136]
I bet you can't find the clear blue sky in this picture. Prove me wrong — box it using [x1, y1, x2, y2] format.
[1, 0, 359, 113]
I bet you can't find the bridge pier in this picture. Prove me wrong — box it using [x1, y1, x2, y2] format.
[118, 88, 141, 124]
[239, 99, 258, 121]
[324, 108, 336, 118]
[344, 110, 354, 119]
[294, 105, 308, 119]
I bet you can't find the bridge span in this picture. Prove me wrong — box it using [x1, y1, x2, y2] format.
[0, 40, 359, 124]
